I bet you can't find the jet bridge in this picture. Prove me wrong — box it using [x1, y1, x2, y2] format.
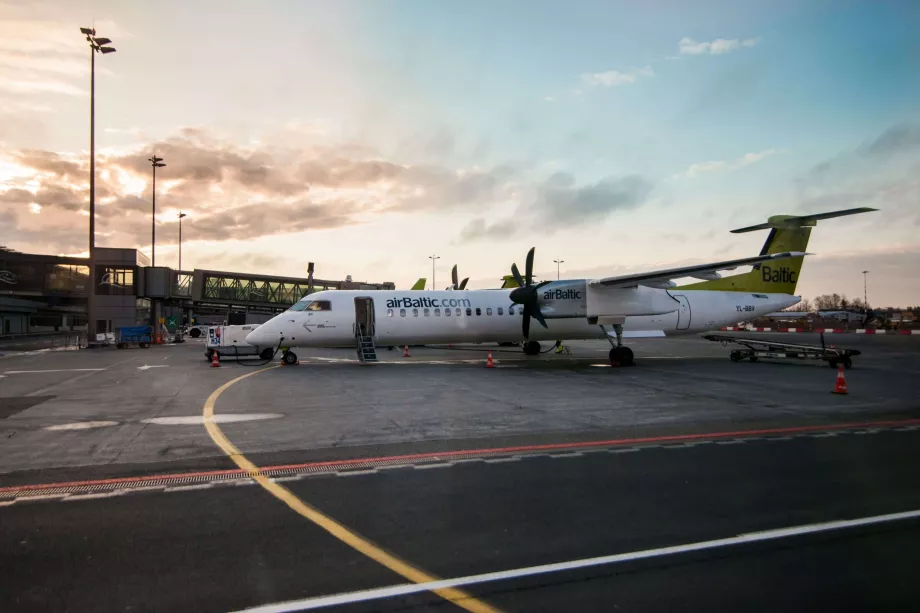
[189, 269, 394, 310]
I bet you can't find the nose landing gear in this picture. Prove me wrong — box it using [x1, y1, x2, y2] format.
[281, 350, 299, 365]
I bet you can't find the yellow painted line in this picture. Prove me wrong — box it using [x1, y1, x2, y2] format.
[202, 366, 500, 613]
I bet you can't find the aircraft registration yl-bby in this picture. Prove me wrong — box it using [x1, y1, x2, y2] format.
[246, 208, 876, 366]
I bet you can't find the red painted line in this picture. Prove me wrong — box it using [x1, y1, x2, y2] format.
[4, 418, 920, 495]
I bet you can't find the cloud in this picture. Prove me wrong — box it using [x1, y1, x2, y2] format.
[795, 122, 920, 224]
[679, 36, 760, 55]
[581, 66, 653, 88]
[672, 149, 777, 179]
[457, 173, 654, 241]
[0, 126, 526, 253]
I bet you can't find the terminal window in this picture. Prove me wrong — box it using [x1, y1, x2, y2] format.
[95, 266, 135, 296]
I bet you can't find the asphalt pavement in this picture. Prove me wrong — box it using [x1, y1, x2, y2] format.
[1, 333, 919, 612]
[2, 427, 920, 612]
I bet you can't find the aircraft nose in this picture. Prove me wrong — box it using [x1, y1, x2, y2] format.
[246, 325, 273, 347]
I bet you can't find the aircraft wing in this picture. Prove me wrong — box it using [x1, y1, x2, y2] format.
[589, 252, 809, 290]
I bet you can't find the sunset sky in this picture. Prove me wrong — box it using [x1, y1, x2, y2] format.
[0, 0, 918, 305]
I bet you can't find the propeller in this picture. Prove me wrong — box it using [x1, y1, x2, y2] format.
[448, 265, 470, 290]
[508, 247, 551, 338]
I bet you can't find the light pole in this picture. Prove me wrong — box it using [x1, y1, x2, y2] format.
[148, 155, 165, 266]
[80, 26, 115, 336]
[862, 270, 869, 308]
[178, 212, 187, 271]
[553, 259, 564, 280]
[429, 255, 440, 290]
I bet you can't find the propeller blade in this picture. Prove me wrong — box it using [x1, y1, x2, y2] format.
[511, 263, 525, 288]
[532, 307, 548, 329]
[522, 306, 531, 338]
[459, 277, 469, 290]
[451, 265, 458, 290]
[525, 247, 535, 287]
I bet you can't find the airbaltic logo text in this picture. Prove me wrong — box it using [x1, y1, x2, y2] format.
[761, 265, 797, 284]
[543, 289, 582, 300]
[385, 296, 472, 309]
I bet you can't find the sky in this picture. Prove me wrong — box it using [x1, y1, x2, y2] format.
[0, 0, 918, 306]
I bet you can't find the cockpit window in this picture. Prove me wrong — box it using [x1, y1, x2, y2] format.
[288, 299, 331, 312]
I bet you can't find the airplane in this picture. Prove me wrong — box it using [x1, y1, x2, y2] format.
[246, 207, 876, 367]
[410, 278, 426, 290]
[446, 265, 469, 291]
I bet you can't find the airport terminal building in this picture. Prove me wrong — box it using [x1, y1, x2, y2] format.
[0, 248, 394, 336]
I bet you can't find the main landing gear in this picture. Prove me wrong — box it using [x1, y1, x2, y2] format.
[523, 340, 541, 356]
[600, 324, 634, 367]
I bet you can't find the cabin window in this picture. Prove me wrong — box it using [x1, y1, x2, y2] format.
[509, 306, 514, 315]
[434, 308, 441, 316]
[466, 308, 472, 316]
[400, 308, 406, 317]
[412, 308, 419, 317]
[475, 308, 481, 316]
[497, 307, 503, 315]
[445, 308, 451, 317]
[424, 308, 430, 317]
[487, 308, 492, 315]
[455, 308, 461, 316]
[387, 308, 393, 317]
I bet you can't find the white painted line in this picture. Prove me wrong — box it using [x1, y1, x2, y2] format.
[164, 484, 214, 492]
[44, 420, 120, 431]
[3, 368, 106, 374]
[231, 508, 920, 613]
[143, 413, 283, 426]
[137, 364, 169, 371]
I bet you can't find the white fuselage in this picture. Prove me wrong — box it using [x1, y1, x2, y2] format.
[245, 285, 800, 349]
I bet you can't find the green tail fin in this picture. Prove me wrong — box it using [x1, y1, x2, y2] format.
[500, 275, 520, 289]
[679, 207, 877, 294]
[410, 278, 426, 290]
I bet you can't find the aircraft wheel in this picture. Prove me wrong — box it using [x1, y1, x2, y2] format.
[609, 346, 635, 367]
[189, 328, 201, 338]
[730, 351, 743, 362]
[842, 356, 853, 369]
[828, 359, 838, 369]
[282, 351, 298, 365]
[523, 341, 541, 355]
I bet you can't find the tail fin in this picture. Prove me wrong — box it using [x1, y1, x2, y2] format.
[410, 278, 426, 290]
[679, 207, 877, 294]
[500, 275, 520, 289]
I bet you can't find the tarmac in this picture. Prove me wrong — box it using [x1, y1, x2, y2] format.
[1, 332, 919, 611]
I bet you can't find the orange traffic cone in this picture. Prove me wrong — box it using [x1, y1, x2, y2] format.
[831, 364, 847, 394]
[403, 345, 410, 358]
[211, 350, 220, 368]
[486, 350, 494, 368]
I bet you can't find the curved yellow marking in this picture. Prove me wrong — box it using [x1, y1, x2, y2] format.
[203, 367, 500, 613]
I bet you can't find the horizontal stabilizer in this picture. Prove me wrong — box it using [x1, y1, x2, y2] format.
[731, 207, 877, 234]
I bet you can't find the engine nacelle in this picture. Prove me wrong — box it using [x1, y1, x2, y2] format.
[537, 280, 588, 318]
[586, 284, 679, 318]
